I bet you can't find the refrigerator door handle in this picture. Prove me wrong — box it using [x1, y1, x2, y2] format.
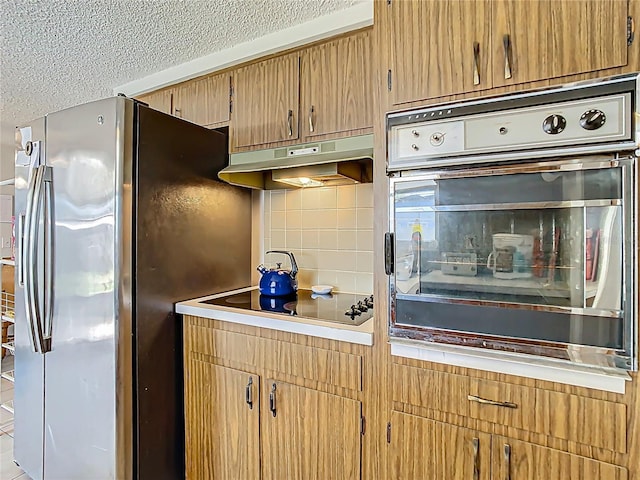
[17, 213, 25, 287]
[42, 166, 54, 352]
[26, 164, 47, 354]
[23, 156, 42, 353]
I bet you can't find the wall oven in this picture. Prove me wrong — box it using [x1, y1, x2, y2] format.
[386, 74, 639, 371]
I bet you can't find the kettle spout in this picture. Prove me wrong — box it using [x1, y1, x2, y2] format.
[257, 264, 268, 274]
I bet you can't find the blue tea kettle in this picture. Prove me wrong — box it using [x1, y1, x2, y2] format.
[257, 250, 298, 296]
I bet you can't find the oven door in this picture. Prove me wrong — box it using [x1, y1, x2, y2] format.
[388, 155, 636, 370]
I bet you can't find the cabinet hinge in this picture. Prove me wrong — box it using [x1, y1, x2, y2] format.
[386, 422, 391, 444]
[628, 16, 635, 45]
[360, 415, 366, 436]
[387, 70, 392, 92]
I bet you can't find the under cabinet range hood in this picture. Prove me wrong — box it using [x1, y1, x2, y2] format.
[219, 134, 373, 189]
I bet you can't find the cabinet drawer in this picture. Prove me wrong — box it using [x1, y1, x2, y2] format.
[190, 326, 362, 392]
[391, 363, 469, 417]
[469, 379, 626, 453]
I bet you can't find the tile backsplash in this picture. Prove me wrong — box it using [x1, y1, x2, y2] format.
[263, 184, 373, 294]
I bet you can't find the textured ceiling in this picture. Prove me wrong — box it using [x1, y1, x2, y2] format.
[0, 0, 362, 127]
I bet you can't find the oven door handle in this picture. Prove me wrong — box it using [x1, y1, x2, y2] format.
[384, 232, 394, 275]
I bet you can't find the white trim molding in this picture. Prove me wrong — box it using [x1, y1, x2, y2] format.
[114, 2, 374, 97]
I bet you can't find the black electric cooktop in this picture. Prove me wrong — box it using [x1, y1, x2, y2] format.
[203, 289, 374, 326]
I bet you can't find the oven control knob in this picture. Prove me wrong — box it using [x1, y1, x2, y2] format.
[580, 109, 606, 130]
[542, 114, 566, 135]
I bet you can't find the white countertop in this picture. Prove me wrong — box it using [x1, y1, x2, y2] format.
[175, 287, 374, 346]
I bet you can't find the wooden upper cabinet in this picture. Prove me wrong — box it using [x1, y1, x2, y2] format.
[173, 73, 231, 126]
[184, 361, 260, 480]
[389, 412, 491, 480]
[301, 29, 373, 138]
[492, 0, 629, 87]
[493, 436, 628, 480]
[389, 0, 491, 105]
[261, 380, 361, 480]
[233, 53, 300, 149]
[386, 0, 630, 106]
[137, 89, 172, 114]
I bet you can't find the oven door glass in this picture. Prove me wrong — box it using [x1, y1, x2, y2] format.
[390, 158, 635, 368]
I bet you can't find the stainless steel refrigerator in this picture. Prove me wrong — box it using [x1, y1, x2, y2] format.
[13, 96, 252, 480]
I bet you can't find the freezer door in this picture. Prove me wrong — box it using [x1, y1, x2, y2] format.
[41, 97, 131, 479]
[13, 120, 46, 480]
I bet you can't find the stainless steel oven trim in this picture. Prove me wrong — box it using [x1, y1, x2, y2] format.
[389, 324, 629, 356]
[408, 199, 622, 212]
[392, 155, 622, 180]
[388, 155, 637, 371]
[623, 151, 638, 370]
[394, 293, 623, 319]
[387, 142, 639, 171]
[387, 73, 639, 126]
[386, 73, 640, 172]
[388, 325, 631, 370]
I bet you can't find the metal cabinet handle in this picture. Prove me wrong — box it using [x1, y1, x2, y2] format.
[269, 383, 277, 417]
[473, 42, 480, 86]
[468, 395, 517, 409]
[245, 377, 253, 409]
[308, 105, 315, 133]
[472, 437, 480, 480]
[502, 34, 512, 79]
[503, 444, 511, 480]
[287, 109, 293, 136]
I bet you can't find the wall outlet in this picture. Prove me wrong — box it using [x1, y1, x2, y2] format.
[2, 237, 11, 248]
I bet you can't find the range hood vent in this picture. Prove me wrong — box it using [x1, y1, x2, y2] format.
[218, 134, 373, 189]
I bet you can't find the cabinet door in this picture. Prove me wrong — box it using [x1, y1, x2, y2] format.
[389, 0, 491, 105]
[301, 29, 373, 138]
[261, 380, 361, 480]
[493, 436, 628, 480]
[233, 53, 300, 148]
[173, 73, 231, 126]
[389, 412, 491, 480]
[184, 360, 260, 480]
[492, 0, 629, 87]
[137, 89, 172, 114]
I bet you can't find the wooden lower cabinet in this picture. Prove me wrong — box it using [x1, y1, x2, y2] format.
[494, 436, 628, 480]
[389, 412, 627, 480]
[185, 361, 260, 480]
[185, 362, 362, 480]
[262, 380, 362, 480]
[183, 317, 365, 480]
[389, 412, 491, 480]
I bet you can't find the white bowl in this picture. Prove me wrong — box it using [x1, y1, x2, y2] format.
[311, 284, 333, 295]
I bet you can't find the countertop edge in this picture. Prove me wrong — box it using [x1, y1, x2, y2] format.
[176, 299, 374, 347]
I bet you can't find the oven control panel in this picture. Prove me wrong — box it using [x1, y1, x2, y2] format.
[387, 77, 637, 171]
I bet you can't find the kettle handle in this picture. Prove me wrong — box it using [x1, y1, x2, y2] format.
[266, 250, 298, 278]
